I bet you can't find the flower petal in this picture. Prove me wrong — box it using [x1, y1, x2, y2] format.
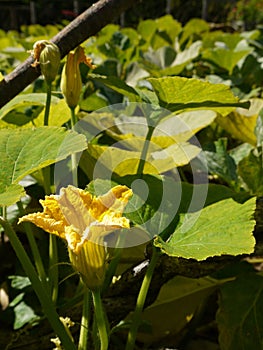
[76, 46, 96, 69]
[64, 225, 82, 252]
[87, 185, 133, 221]
[19, 195, 67, 238]
[58, 185, 94, 231]
[18, 211, 65, 238]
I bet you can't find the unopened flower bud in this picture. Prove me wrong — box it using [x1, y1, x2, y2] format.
[60, 46, 96, 109]
[31, 40, 60, 84]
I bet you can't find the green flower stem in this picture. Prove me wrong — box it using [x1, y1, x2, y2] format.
[44, 82, 52, 126]
[0, 217, 77, 350]
[44, 82, 59, 302]
[1, 206, 6, 219]
[136, 125, 155, 175]
[70, 107, 78, 187]
[49, 234, 59, 304]
[43, 81, 59, 304]
[17, 201, 47, 287]
[78, 287, 92, 350]
[92, 289, 109, 350]
[125, 118, 159, 349]
[70, 106, 78, 127]
[42, 81, 52, 194]
[125, 247, 159, 350]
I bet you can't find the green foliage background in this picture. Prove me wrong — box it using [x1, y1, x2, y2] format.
[0, 6, 263, 350]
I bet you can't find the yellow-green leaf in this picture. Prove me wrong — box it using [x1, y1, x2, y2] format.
[0, 93, 60, 125]
[0, 184, 26, 207]
[0, 127, 87, 206]
[86, 141, 200, 177]
[148, 76, 249, 116]
[216, 98, 263, 146]
[33, 99, 71, 127]
[154, 198, 256, 261]
[202, 48, 251, 75]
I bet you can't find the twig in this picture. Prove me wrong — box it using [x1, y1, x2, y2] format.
[0, 0, 139, 109]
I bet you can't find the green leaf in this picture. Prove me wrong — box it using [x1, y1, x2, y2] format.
[0, 93, 60, 126]
[0, 184, 26, 207]
[2, 47, 28, 62]
[202, 48, 251, 75]
[0, 127, 87, 206]
[91, 74, 141, 102]
[125, 62, 149, 87]
[85, 177, 249, 247]
[13, 300, 40, 329]
[137, 276, 217, 344]
[137, 19, 158, 46]
[10, 275, 31, 290]
[217, 273, 263, 350]
[93, 58, 120, 77]
[86, 176, 179, 245]
[205, 138, 237, 186]
[95, 24, 120, 46]
[154, 15, 182, 46]
[0, 190, 30, 231]
[154, 110, 217, 142]
[85, 109, 216, 145]
[216, 99, 263, 146]
[79, 92, 108, 112]
[86, 139, 200, 177]
[154, 197, 256, 261]
[161, 41, 202, 76]
[148, 77, 249, 115]
[202, 32, 243, 50]
[151, 142, 201, 167]
[126, 177, 244, 243]
[33, 99, 71, 127]
[238, 149, 263, 196]
[229, 143, 253, 165]
[0, 36, 14, 50]
[143, 46, 176, 70]
[180, 18, 210, 45]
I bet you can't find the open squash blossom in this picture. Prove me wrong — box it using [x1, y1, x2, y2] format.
[60, 46, 96, 109]
[19, 185, 132, 290]
[30, 40, 60, 84]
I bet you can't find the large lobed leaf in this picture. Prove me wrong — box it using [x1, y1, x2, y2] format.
[216, 98, 263, 146]
[85, 141, 200, 177]
[202, 48, 252, 75]
[148, 76, 250, 115]
[90, 74, 141, 102]
[0, 93, 60, 126]
[0, 127, 87, 206]
[137, 276, 217, 344]
[154, 197, 256, 260]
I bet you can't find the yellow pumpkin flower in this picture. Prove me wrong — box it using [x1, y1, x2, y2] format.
[30, 40, 60, 84]
[19, 185, 132, 290]
[60, 46, 96, 109]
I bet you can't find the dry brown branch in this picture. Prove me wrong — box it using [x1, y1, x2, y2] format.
[0, 0, 139, 109]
